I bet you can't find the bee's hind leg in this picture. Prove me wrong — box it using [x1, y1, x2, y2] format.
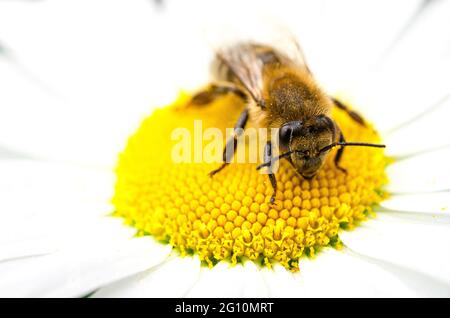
[331, 97, 366, 127]
[209, 108, 249, 177]
[190, 83, 247, 106]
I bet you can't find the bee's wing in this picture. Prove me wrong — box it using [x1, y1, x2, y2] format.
[205, 19, 309, 67]
[204, 21, 311, 106]
[215, 43, 265, 106]
[271, 30, 310, 71]
[215, 35, 309, 106]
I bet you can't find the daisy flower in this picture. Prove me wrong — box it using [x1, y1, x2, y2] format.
[0, 0, 449, 298]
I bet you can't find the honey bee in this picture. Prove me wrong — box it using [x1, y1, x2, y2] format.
[190, 38, 385, 203]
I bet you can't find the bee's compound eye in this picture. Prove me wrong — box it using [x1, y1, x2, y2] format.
[279, 121, 302, 146]
[279, 125, 292, 146]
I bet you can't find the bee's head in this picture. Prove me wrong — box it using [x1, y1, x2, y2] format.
[278, 115, 336, 179]
[257, 117, 384, 178]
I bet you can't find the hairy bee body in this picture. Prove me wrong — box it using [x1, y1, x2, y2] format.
[211, 43, 335, 160]
[190, 38, 384, 202]
[212, 44, 331, 120]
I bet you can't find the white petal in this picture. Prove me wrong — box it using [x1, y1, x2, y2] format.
[0, 0, 181, 166]
[383, 95, 450, 158]
[380, 0, 450, 71]
[0, 237, 172, 297]
[297, 248, 419, 297]
[260, 247, 440, 297]
[95, 259, 268, 298]
[0, 238, 57, 263]
[92, 256, 201, 298]
[0, 141, 169, 298]
[260, 264, 307, 297]
[0, 160, 140, 263]
[295, 0, 423, 92]
[348, 0, 450, 133]
[0, 58, 153, 167]
[340, 213, 450, 288]
[345, 248, 450, 297]
[241, 261, 269, 297]
[0, 159, 114, 217]
[0, 161, 112, 223]
[185, 262, 247, 298]
[0, 212, 138, 264]
[259, 247, 445, 297]
[386, 148, 450, 193]
[380, 192, 450, 216]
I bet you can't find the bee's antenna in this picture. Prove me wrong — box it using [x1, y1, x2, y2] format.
[319, 142, 386, 154]
[257, 142, 385, 171]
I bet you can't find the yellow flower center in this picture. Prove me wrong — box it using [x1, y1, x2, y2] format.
[113, 93, 388, 271]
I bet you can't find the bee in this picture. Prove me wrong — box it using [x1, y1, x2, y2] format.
[190, 39, 385, 203]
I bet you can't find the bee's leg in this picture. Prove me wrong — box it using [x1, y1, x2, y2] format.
[261, 141, 277, 204]
[209, 108, 249, 177]
[334, 132, 347, 173]
[190, 83, 247, 106]
[331, 97, 366, 126]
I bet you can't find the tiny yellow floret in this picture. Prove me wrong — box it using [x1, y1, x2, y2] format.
[113, 93, 388, 271]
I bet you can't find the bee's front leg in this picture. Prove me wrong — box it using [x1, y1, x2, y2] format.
[331, 97, 366, 127]
[334, 132, 347, 173]
[209, 108, 249, 177]
[190, 83, 247, 106]
[260, 141, 277, 204]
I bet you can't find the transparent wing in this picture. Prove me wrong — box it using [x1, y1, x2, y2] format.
[215, 43, 265, 105]
[205, 22, 310, 106]
[204, 17, 309, 68]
